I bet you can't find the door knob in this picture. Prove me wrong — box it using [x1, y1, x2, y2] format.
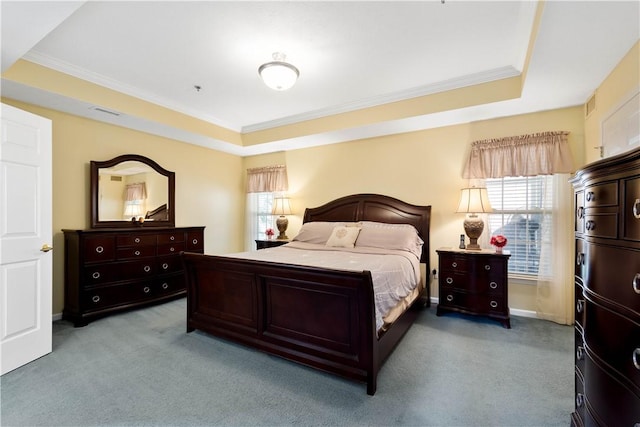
[40, 244, 53, 252]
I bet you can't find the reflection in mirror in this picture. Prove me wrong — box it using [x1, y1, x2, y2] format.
[91, 154, 175, 228]
[98, 161, 168, 221]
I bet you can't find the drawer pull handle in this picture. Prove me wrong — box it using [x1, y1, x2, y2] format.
[577, 206, 584, 219]
[446, 294, 454, 302]
[134, 237, 141, 243]
[162, 283, 169, 290]
[170, 247, 175, 252]
[134, 250, 141, 256]
[92, 272, 100, 279]
[576, 253, 584, 266]
[95, 246, 104, 254]
[576, 393, 584, 408]
[489, 281, 498, 289]
[633, 273, 640, 294]
[92, 295, 100, 303]
[162, 263, 169, 270]
[484, 265, 491, 271]
[451, 262, 457, 268]
[490, 301, 498, 308]
[576, 299, 585, 313]
[585, 191, 595, 202]
[585, 220, 596, 231]
[170, 236, 175, 241]
[633, 198, 640, 219]
[143, 286, 150, 294]
[144, 265, 151, 273]
[633, 348, 640, 370]
[446, 277, 453, 285]
[576, 346, 584, 361]
[192, 239, 198, 245]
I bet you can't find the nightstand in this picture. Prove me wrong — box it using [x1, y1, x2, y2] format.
[255, 239, 289, 250]
[436, 248, 511, 328]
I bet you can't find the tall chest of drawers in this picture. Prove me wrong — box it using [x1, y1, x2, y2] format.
[63, 226, 205, 327]
[570, 147, 640, 426]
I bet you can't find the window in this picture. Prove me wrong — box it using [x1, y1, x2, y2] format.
[485, 175, 552, 277]
[248, 192, 277, 242]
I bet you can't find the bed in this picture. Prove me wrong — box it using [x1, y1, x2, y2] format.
[181, 193, 431, 395]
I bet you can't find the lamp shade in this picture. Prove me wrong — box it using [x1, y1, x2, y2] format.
[272, 197, 292, 216]
[123, 202, 143, 218]
[456, 187, 492, 214]
[259, 52, 299, 91]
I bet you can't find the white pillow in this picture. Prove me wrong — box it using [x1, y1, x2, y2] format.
[292, 222, 347, 244]
[356, 222, 423, 258]
[325, 225, 362, 248]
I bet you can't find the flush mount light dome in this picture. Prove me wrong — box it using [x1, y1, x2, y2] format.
[258, 52, 299, 91]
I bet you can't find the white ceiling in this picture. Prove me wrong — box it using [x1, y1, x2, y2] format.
[1, 1, 639, 156]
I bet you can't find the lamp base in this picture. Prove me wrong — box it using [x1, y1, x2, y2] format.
[276, 215, 289, 240]
[463, 214, 484, 250]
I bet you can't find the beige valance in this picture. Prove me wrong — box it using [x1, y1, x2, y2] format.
[124, 183, 147, 201]
[463, 131, 573, 179]
[246, 165, 288, 193]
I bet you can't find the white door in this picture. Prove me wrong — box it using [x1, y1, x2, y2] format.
[0, 103, 53, 375]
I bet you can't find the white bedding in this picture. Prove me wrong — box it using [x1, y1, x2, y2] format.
[223, 241, 422, 331]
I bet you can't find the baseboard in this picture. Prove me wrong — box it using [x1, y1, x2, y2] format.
[429, 297, 538, 319]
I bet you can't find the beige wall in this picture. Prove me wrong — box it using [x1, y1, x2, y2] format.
[584, 41, 639, 165]
[1, 98, 245, 315]
[245, 106, 584, 312]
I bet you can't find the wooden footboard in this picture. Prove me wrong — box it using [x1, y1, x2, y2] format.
[182, 252, 423, 395]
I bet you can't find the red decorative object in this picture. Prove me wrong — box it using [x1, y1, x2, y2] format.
[490, 234, 507, 253]
[265, 228, 275, 239]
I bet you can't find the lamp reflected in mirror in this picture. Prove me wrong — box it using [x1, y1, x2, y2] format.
[456, 187, 492, 250]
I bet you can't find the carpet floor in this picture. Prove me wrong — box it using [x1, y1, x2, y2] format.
[1, 298, 573, 426]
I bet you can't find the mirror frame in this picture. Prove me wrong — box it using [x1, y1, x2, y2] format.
[90, 154, 175, 228]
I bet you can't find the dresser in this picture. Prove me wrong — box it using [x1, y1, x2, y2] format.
[63, 226, 205, 326]
[570, 147, 640, 426]
[436, 248, 511, 328]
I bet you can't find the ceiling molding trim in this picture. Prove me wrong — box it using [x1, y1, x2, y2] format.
[22, 50, 242, 133]
[241, 66, 520, 133]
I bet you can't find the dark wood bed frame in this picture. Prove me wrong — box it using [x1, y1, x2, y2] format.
[181, 194, 431, 395]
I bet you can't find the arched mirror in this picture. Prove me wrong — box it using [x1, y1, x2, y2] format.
[90, 154, 175, 228]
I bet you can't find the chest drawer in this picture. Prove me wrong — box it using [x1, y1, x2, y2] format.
[82, 281, 154, 312]
[157, 255, 183, 274]
[154, 273, 185, 297]
[83, 236, 116, 263]
[584, 299, 640, 389]
[186, 231, 204, 251]
[624, 176, 640, 241]
[585, 244, 640, 317]
[584, 212, 618, 239]
[439, 254, 470, 273]
[584, 181, 618, 209]
[575, 190, 585, 234]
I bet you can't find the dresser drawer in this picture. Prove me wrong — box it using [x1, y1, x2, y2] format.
[186, 231, 204, 251]
[439, 290, 506, 315]
[439, 253, 470, 272]
[584, 181, 618, 209]
[585, 300, 640, 389]
[575, 239, 586, 280]
[623, 176, 640, 241]
[158, 231, 185, 244]
[116, 234, 157, 247]
[158, 242, 185, 256]
[83, 236, 116, 263]
[585, 244, 640, 316]
[575, 328, 585, 377]
[117, 245, 156, 260]
[575, 283, 586, 329]
[576, 190, 585, 234]
[82, 281, 154, 312]
[583, 212, 618, 239]
[83, 264, 116, 285]
[154, 273, 185, 297]
[584, 350, 640, 426]
[157, 255, 183, 274]
[115, 259, 156, 280]
[574, 370, 585, 426]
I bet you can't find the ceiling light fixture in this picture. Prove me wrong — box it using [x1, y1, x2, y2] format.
[258, 52, 299, 91]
